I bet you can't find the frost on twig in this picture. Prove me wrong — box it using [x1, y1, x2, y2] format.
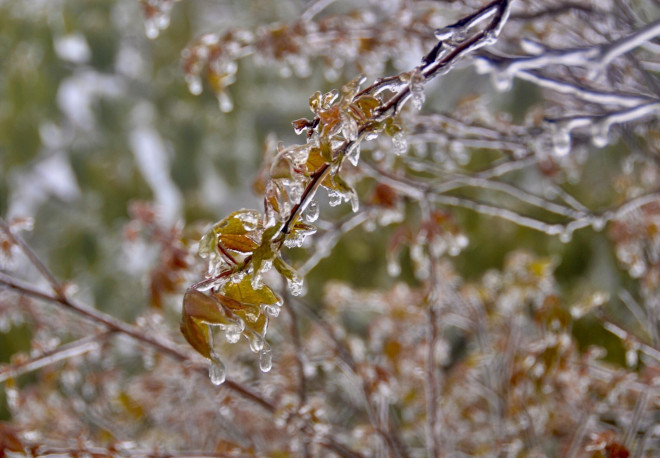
[182, 0, 513, 383]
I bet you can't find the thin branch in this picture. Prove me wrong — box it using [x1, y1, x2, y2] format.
[301, 0, 335, 22]
[0, 332, 113, 383]
[0, 271, 276, 411]
[0, 218, 64, 297]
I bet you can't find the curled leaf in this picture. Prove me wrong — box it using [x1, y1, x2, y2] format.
[181, 289, 234, 358]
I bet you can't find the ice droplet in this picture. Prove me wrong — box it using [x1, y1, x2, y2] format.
[559, 229, 573, 243]
[185, 75, 203, 95]
[287, 272, 305, 296]
[387, 257, 401, 276]
[225, 328, 241, 344]
[218, 92, 234, 113]
[625, 348, 638, 368]
[303, 200, 319, 223]
[434, 26, 456, 41]
[145, 20, 160, 40]
[591, 122, 610, 148]
[520, 38, 545, 55]
[259, 344, 273, 372]
[551, 126, 571, 157]
[492, 70, 513, 92]
[591, 217, 606, 232]
[264, 304, 281, 317]
[209, 356, 226, 385]
[248, 332, 265, 353]
[392, 132, 408, 155]
[327, 189, 343, 207]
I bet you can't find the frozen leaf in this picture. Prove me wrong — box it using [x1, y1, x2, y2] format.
[0, 423, 25, 455]
[292, 118, 313, 135]
[274, 257, 304, 296]
[353, 95, 381, 119]
[181, 289, 234, 359]
[215, 293, 261, 324]
[222, 274, 282, 310]
[250, 224, 281, 281]
[284, 221, 316, 248]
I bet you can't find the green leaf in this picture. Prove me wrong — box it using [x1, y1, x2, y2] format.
[250, 224, 281, 276]
[274, 256, 297, 282]
[215, 293, 261, 324]
[354, 94, 380, 118]
[213, 209, 261, 237]
[219, 234, 259, 253]
[222, 274, 281, 309]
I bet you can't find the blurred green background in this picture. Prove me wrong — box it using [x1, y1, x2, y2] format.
[0, 0, 641, 416]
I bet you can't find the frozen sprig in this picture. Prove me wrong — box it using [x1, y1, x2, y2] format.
[184, 0, 514, 385]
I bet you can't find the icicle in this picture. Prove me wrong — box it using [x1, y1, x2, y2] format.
[349, 191, 359, 213]
[559, 228, 573, 243]
[259, 344, 273, 373]
[209, 354, 226, 385]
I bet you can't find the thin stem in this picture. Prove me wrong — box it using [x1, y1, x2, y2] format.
[0, 331, 113, 383]
[0, 271, 276, 411]
[0, 218, 64, 297]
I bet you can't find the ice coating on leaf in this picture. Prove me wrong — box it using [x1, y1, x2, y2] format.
[284, 222, 316, 249]
[263, 304, 280, 318]
[225, 328, 241, 344]
[342, 114, 359, 141]
[259, 344, 273, 373]
[250, 258, 272, 290]
[274, 257, 305, 296]
[346, 143, 361, 167]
